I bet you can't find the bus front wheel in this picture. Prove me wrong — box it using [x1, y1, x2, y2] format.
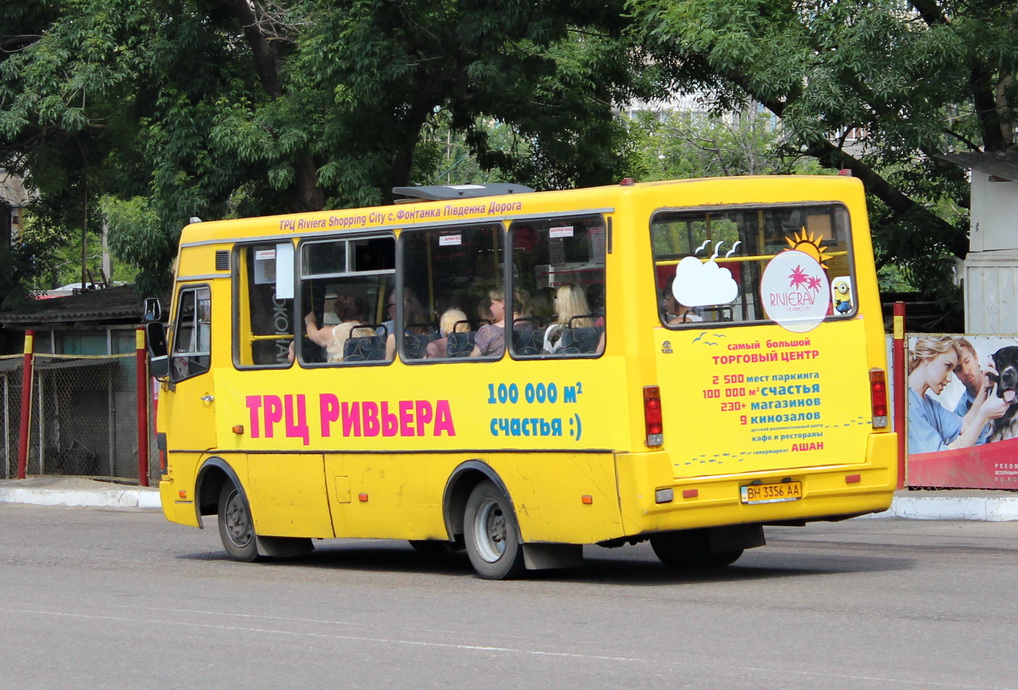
[218, 482, 259, 562]
[463, 481, 525, 580]
[650, 530, 743, 569]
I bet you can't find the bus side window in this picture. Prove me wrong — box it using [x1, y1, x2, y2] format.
[237, 244, 295, 368]
[298, 235, 396, 366]
[510, 217, 606, 358]
[171, 285, 211, 382]
[399, 223, 505, 361]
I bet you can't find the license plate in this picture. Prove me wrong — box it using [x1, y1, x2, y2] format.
[740, 481, 803, 504]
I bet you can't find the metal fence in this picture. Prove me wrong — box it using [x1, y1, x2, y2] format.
[0, 353, 154, 482]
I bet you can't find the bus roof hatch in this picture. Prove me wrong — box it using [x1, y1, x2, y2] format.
[392, 183, 535, 203]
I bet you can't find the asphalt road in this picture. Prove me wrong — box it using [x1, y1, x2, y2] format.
[1, 504, 1016, 689]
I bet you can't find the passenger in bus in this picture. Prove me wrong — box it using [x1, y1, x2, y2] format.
[470, 288, 528, 358]
[907, 335, 1006, 454]
[543, 283, 595, 354]
[531, 287, 557, 321]
[304, 294, 369, 362]
[381, 288, 426, 337]
[383, 288, 429, 360]
[663, 275, 702, 324]
[586, 282, 606, 328]
[426, 308, 470, 359]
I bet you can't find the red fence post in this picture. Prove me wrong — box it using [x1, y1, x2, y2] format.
[892, 301, 906, 489]
[136, 326, 150, 487]
[17, 330, 35, 479]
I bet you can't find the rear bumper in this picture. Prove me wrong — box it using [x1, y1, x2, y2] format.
[614, 432, 898, 537]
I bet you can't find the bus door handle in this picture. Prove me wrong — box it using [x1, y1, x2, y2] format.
[200, 395, 214, 403]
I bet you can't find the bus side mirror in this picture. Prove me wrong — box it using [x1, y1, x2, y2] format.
[143, 298, 162, 322]
[146, 321, 170, 378]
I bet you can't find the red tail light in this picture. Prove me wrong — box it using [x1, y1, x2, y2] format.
[644, 385, 663, 447]
[870, 369, 888, 428]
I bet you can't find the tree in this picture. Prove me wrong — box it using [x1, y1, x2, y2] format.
[629, 0, 1017, 304]
[631, 106, 823, 179]
[2, 0, 659, 294]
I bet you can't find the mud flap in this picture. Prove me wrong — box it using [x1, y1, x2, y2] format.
[256, 536, 315, 558]
[523, 543, 583, 570]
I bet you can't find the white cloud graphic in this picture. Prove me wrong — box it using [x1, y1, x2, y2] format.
[673, 256, 739, 306]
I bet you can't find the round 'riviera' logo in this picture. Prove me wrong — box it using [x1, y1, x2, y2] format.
[760, 250, 830, 333]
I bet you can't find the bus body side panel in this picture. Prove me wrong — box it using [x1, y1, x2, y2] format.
[319, 451, 622, 544]
[246, 453, 335, 539]
[323, 452, 421, 539]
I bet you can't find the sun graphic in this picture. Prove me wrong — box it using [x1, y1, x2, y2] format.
[784, 227, 831, 267]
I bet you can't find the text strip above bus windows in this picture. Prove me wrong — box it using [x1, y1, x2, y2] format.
[510, 215, 606, 358]
[235, 244, 295, 369]
[651, 204, 854, 330]
[399, 223, 505, 361]
[171, 285, 211, 382]
[298, 235, 395, 365]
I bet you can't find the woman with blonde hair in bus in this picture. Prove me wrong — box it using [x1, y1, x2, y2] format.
[907, 335, 1005, 454]
[542, 283, 594, 354]
[426, 308, 470, 359]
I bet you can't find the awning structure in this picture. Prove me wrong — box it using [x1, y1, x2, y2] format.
[938, 150, 1018, 182]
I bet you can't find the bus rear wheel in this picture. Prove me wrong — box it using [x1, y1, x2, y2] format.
[464, 481, 525, 580]
[218, 482, 259, 562]
[650, 530, 744, 569]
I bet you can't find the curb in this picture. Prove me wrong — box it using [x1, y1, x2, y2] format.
[870, 494, 1018, 522]
[0, 486, 161, 510]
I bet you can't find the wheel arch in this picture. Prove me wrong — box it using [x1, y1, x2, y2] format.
[194, 457, 245, 528]
[442, 460, 518, 542]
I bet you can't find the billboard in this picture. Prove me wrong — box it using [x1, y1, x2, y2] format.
[906, 334, 1018, 489]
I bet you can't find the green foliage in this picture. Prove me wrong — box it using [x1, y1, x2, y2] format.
[3, 0, 658, 295]
[3, 0, 1015, 314]
[0, 237, 49, 310]
[629, 0, 1018, 311]
[631, 108, 823, 180]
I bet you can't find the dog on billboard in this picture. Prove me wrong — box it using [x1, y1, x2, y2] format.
[988, 345, 1018, 442]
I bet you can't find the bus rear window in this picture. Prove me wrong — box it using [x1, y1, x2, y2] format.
[650, 203, 854, 326]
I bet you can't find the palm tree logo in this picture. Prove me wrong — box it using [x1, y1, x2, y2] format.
[788, 264, 809, 289]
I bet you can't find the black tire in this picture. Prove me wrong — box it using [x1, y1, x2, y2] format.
[650, 530, 743, 569]
[218, 481, 260, 562]
[463, 480, 526, 580]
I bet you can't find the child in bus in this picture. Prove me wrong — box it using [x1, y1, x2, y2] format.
[426, 308, 470, 359]
[542, 283, 595, 354]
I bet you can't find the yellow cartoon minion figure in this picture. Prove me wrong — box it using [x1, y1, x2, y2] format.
[832, 277, 853, 314]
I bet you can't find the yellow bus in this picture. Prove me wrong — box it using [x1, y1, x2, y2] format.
[145, 175, 896, 579]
